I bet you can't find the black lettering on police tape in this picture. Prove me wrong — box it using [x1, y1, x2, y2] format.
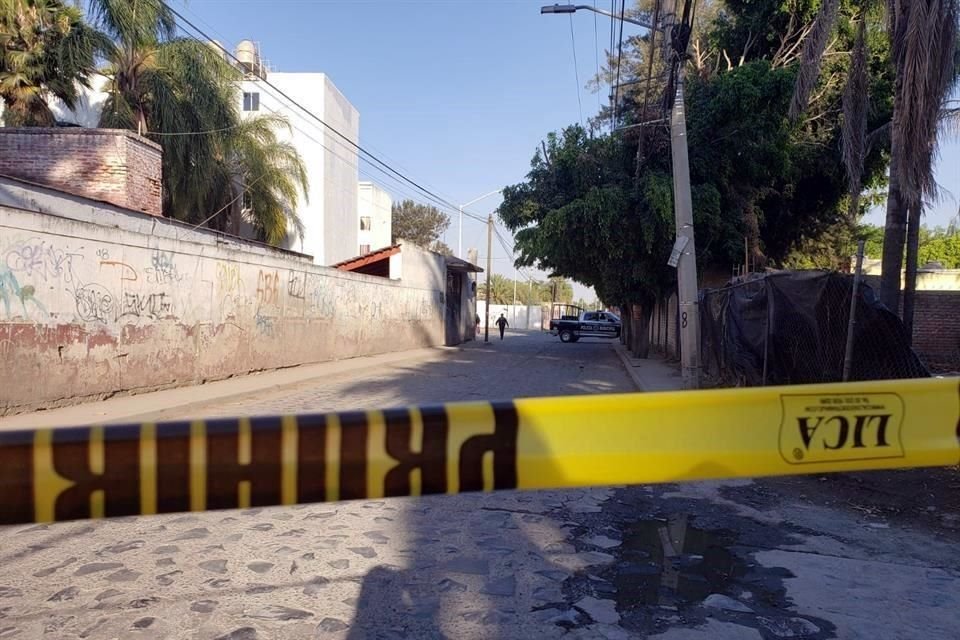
[798, 414, 893, 451]
[156, 421, 191, 513]
[296, 413, 329, 504]
[458, 402, 519, 492]
[206, 416, 283, 510]
[384, 407, 448, 497]
[0, 401, 522, 524]
[53, 425, 141, 521]
[0, 430, 34, 525]
[338, 411, 369, 500]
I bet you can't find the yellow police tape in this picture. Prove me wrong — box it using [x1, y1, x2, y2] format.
[0, 378, 957, 525]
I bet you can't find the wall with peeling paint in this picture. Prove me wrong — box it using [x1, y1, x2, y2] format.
[0, 187, 453, 414]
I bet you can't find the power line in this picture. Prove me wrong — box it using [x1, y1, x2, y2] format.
[154, 0, 469, 218]
[569, 15, 584, 127]
[613, 0, 626, 126]
[592, 0, 602, 113]
[168, 0, 443, 198]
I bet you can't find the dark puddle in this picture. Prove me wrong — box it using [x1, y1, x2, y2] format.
[613, 514, 743, 611]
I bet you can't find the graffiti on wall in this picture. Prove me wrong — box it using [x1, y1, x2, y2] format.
[145, 251, 182, 285]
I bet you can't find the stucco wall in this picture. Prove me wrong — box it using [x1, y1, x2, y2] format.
[0, 200, 447, 415]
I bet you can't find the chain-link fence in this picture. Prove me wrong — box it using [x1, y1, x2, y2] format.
[700, 271, 929, 387]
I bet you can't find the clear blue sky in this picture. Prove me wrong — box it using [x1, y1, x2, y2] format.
[175, 0, 957, 298]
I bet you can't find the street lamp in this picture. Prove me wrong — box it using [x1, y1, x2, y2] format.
[541, 4, 701, 388]
[459, 189, 502, 259]
[540, 4, 657, 30]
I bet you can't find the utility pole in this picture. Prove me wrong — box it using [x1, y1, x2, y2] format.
[484, 214, 493, 343]
[669, 70, 701, 389]
[541, 4, 701, 387]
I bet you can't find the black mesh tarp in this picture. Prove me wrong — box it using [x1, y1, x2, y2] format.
[700, 270, 929, 386]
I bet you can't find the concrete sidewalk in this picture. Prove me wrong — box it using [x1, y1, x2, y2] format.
[0, 346, 456, 431]
[613, 343, 683, 391]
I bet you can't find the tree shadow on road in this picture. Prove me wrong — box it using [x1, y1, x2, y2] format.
[342, 333, 634, 638]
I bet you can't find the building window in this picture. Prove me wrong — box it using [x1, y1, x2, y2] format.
[360, 244, 371, 255]
[360, 216, 371, 231]
[243, 92, 260, 111]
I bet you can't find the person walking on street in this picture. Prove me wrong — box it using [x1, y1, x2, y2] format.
[475, 313, 481, 335]
[495, 313, 509, 340]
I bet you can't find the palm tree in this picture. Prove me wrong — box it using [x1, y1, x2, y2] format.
[92, 0, 307, 244]
[0, 0, 108, 126]
[791, 0, 958, 333]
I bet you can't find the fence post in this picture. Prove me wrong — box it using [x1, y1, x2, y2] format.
[762, 287, 770, 386]
[842, 240, 866, 382]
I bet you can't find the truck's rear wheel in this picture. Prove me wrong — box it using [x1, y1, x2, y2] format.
[559, 330, 574, 343]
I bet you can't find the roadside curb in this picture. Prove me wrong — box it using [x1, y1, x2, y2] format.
[614, 343, 649, 391]
[0, 346, 454, 430]
[613, 344, 684, 393]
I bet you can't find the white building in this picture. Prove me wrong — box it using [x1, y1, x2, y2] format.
[42, 41, 364, 266]
[236, 41, 360, 264]
[357, 181, 392, 255]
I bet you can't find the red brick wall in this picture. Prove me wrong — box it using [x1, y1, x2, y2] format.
[911, 292, 960, 371]
[0, 128, 162, 216]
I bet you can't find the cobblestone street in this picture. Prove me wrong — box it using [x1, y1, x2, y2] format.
[2, 332, 958, 639]
[0, 332, 638, 639]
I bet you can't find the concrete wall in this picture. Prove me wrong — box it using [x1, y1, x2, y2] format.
[0, 195, 449, 415]
[0, 128, 162, 216]
[358, 181, 392, 253]
[476, 301, 544, 331]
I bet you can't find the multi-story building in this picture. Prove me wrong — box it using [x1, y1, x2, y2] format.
[37, 40, 369, 266]
[357, 181, 392, 255]
[235, 41, 359, 264]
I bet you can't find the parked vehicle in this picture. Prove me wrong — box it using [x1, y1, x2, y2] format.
[549, 310, 622, 343]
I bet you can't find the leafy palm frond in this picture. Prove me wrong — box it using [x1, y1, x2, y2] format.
[841, 18, 869, 219]
[0, 0, 105, 125]
[788, 0, 840, 123]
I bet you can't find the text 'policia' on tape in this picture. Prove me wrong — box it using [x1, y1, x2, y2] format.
[1, 378, 957, 525]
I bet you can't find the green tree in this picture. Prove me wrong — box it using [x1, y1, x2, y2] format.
[789, 0, 958, 334]
[503, 0, 895, 357]
[390, 199, 451, 249]
[91, 0, 307, 244]
[0, 0, 109, 126]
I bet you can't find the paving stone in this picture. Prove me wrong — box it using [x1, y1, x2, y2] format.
[444, 557, 489, 575]
[246, 562, 274, 574]
[702, 594, 753, 613]
[576, 597, 620, 625]
[481, 575, 517, 597]
[214, 628, 259, 640]
[152, 545, 180, 555]
[302, 577, 330, 596]
[132, 617, 156, 629]
[348, 547, 377, 559]
[190, 600, 218, 613]
[173, 528, 210, 541]
[155, 570, 181, 586]
[98, 540, 145, 555]
[316, 617, 350, 632]
[199, 559, 229, 574]
[327, 559, 349, 570]
[47, 586, 79, 602]
[74, 562, 123, 576]
[245, 605, 314, 621]
[757, 617, 821, 638]
[584, 535, 622, 549]
[105, 568, 141, 582]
